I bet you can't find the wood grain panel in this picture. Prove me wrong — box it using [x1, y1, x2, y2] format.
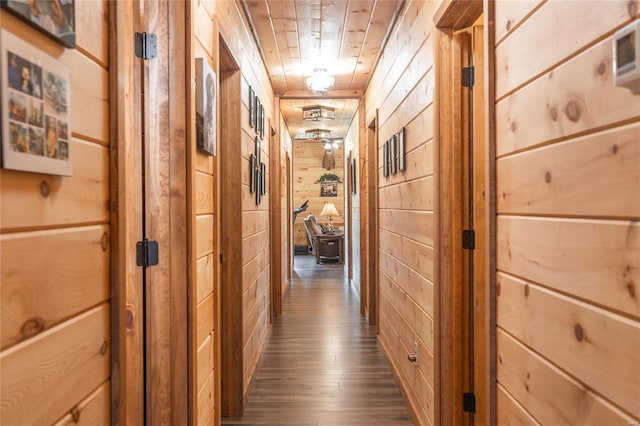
[242, 250, 267, 294]
[379, 210, 434, 246]
[1, 304, 110, 425]
[194, 1, 214, 58]
[197, 371, 215, 426]
[195, 172, 214, 215]
[241, 210, 269, 238]
[378, 176, 434, 211]
[497, 273, 640, 417]
[498, 123, 640, 218]
[379, 229, 434, 282]
[495, 0, 637, 98]
[1, 225, 109, 349]
[197, 294, 214, 347]
[497, 216, 640, 317]
[379, 250, 435, 318]
[494, 0, 542, 46]
[197, 334, 214, 393]
[195, 151, 214, 174]
[196, 253, 215, 304]
[497, 328, 636, 425]
[53, 381, 110, 426]
[497, 36, 640, 157]
[497, 385, 540, 426]
[242, 229, 269, 265]
[0, 140, 109, 230]
[75, 0, 109, 67]
[196, 214, 214, 259]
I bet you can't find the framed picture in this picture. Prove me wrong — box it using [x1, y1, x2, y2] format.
[260, 162, 266, 195]
[249, 86, 255, 128]
[383, 140, 389, 177]
[255, 97, 261, 136]
[398, 127, 406, 171]
[254, 166, 261, 205]
[351, 157, 357, 195]
[320, 181, 338, 197]
[249, 153, 256, 193]
[259, 103, 265, 139]
[1, 0, 76, 48]
[195, 58, 216, 156]
[391, 135, 397, 175]
[1, 29, 72, 175]
[254, 136, 261, 164]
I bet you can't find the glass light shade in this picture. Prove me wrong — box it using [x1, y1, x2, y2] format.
[306, 69, 335, 93]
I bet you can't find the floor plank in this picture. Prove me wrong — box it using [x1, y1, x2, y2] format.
[222, 255, 414, 425]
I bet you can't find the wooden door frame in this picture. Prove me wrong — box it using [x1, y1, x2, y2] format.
[366, 112, 379, 327]
[347, 151, 353, 282]
[219, 37, 244, 417]
[433, 0, 496, 425]
[110, 0, 189, 423]
[270, 104, 282, 318]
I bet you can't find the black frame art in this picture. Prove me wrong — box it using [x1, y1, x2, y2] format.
[398, 127, 406, 171]
[383, 140, 389, 177]
[249, 153, 256, 193]
[351, 157, 357, 195]
[391, 135, 397, 175]
[195, 58, 216, 156]
[249, 86, 256, 128]
[1, 0, 76, 48]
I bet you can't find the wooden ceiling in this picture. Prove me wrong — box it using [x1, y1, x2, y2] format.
[242, 0, 402, 140]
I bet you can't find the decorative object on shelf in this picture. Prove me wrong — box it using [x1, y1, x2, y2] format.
[249, 86, 256, 128]
[398, 127, 406, 171]
[302, 105, 335, 121]
[1, 0, 76, 48]
[1, 29, 72, 175]
[195, 58, 216, 156]
[315, 172, 342, 183]
[305, 68, 335, 93]
[320, 202, 339, 233]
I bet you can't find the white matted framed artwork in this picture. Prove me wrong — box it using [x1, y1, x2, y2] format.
[1, 29, 72, 175]
[195, 57, 216, 156]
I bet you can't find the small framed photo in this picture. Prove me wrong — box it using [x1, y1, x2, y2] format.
[260, 162, 266, 195]
[195, 58, 216, 156]
[398, 127, 406, 171]
[351, 157, 357, 195]
[391, 135, 397, 175]
[2, 29, 72, 175]
[249, 154, 256, 193]
[249, 86, 255, 128]
[1, 0, 76, 48]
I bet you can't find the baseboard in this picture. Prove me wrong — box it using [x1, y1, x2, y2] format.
[378, 334, 424, 426]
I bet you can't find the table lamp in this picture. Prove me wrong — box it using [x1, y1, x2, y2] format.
[320, 202, 339, 234]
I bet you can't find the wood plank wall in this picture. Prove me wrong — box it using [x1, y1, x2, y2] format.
[1, 4, 111, 424]
[344, 112, 361, 294]
[280, 117, 293, 299]
[215, 0, 278, 412]
[364, 1, 438, 424]
[192, 0, 218, 424]
[292, 142, 345, 247]
[494, 1, 640, 423]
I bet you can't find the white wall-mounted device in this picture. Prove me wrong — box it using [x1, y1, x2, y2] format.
[614, 20, 640, 94]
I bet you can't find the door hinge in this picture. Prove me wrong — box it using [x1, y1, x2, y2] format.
[136, 239, 159, 267]
[462, 229, 475, 250]
[462, 66, 475, 88]
[135, 32, 157, 60]
[463, 392, 476, 413]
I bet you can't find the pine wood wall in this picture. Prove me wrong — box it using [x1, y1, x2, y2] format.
[0, 3, 111, 424]
[365, 1, 438, 424]
[293, 141, 345, 247]
[494, 1, 640, 423]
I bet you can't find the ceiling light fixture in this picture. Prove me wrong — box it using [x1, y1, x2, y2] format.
[306, 128, 331, 139]
[302, 105, 335, 121]
[305, 69, 335, 93]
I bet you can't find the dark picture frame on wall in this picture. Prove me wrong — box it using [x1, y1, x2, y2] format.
[259, 103, 265, 139]
[1, 0, 76, 48]
[1, 29, 72, 175]
[383, 140, 389, 177]
[249, 153, 256, 193]
[195, 58, 216, 156]
[260, 162, 266, 195]
[249, 86, 256, 128]
[255, 165, 261, 205]
[398, 127, 406, 171]
[391, 135, 398, 175]
[351, 157, 357, 195]
[256, 97, 261, 136]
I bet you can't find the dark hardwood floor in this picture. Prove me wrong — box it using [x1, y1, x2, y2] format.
[222, 255, 414, 426]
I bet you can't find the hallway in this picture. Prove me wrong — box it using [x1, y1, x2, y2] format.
[222, 256, 413, 425]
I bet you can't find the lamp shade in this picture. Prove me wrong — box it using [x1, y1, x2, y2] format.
[320, 202, 339, 217]
[306, 69, 335, 93]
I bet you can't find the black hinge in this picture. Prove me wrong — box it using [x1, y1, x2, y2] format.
[462, 229, 475, 250]
[136, 239, 159, 267]
[463, 392, 476, 413]
[462, 66, 475, 87]
[135, 32, 157, 59]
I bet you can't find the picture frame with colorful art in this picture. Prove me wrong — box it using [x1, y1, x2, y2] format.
[1, 0, 76, 48]
[1, 29, 72, 175]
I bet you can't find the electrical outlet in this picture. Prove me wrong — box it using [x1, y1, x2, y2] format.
[413, 341, 419, 365]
